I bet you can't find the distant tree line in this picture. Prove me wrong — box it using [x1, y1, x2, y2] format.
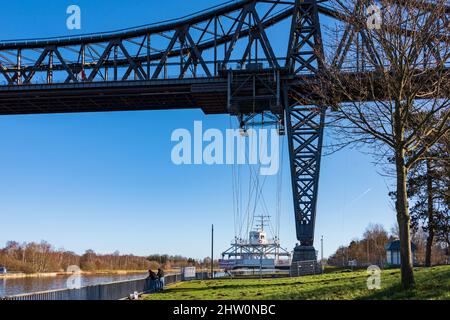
[328, 224, 389, 268]
[328, 224, 449, 268]
[0, 241, 200, 273]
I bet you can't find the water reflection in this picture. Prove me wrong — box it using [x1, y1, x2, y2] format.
[0, 273, 148, 297]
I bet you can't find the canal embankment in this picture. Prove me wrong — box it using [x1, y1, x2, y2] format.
[0, 270, 149, 280]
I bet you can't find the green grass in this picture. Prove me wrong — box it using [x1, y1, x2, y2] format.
[143, 265, 450, 300]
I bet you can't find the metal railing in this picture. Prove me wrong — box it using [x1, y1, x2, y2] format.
[228, 269, 290, 278]
[290, 260, 322, 277]
[1, 273, 186, 301]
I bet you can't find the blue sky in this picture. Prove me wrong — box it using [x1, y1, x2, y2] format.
[0, 0, 397, 259]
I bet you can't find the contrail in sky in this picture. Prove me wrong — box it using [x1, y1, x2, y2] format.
[346, 188, 372, 208]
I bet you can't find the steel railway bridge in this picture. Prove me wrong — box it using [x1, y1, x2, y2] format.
[0, 0, 448, 268]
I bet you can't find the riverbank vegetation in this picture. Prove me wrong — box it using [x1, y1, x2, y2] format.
[0, 241, 200, 274]
[145, 266, 450, 300]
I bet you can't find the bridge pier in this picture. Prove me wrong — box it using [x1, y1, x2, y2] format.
[292, 246, 317, 262]
[285, 98, 325, 276]
[285, 0, 325, 276]
[290, 246, 321, 277]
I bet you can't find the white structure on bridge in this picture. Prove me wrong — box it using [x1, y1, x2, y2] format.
[220, 215, 291, 270]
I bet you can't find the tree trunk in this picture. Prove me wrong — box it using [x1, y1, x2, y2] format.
[395, 150, 415, 289]
[425, 159, 434, 267]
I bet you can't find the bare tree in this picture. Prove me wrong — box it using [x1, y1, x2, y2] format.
[327, 223, 390, 267]
[314, 0, 450, 289]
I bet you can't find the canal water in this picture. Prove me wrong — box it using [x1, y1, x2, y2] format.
[0, 273, 148, 297]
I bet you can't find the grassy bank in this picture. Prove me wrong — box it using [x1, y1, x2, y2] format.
[144, 265, 450, 300]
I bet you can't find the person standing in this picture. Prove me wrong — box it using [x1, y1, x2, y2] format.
[157, 268, 165, 291]
[147, 270, 158, 292]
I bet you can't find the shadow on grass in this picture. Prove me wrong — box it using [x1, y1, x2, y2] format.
[148, 267, 450, 300]
[265, 278, 369, 300]
[158, 271, 366, 297]
[158, 280, 294, 295]
[155, 274, 369, 300]
[359, 268, 450, 300]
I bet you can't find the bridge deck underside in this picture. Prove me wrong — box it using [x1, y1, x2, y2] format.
[0, 78, 230, 116]
[0, 71, 446, 116]
[0, 76, 291, 116]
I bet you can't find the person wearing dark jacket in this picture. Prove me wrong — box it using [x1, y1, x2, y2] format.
[157, 268, 165, 291]
[147, 270, 158, 292]
[148, 270, 157, 281]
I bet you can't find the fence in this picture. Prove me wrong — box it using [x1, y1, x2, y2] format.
[229, 269, 290, 278]
[290, 260, 322, 277]
[1, 273, 187, 301]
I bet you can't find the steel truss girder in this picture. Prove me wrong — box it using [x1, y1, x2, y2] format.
[2, 1, 446, 86]
[285, 0, 325, 247]
[285, 92, 326, 246]
[0, 0, 292, 86]
[286, 0, 323, 74]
